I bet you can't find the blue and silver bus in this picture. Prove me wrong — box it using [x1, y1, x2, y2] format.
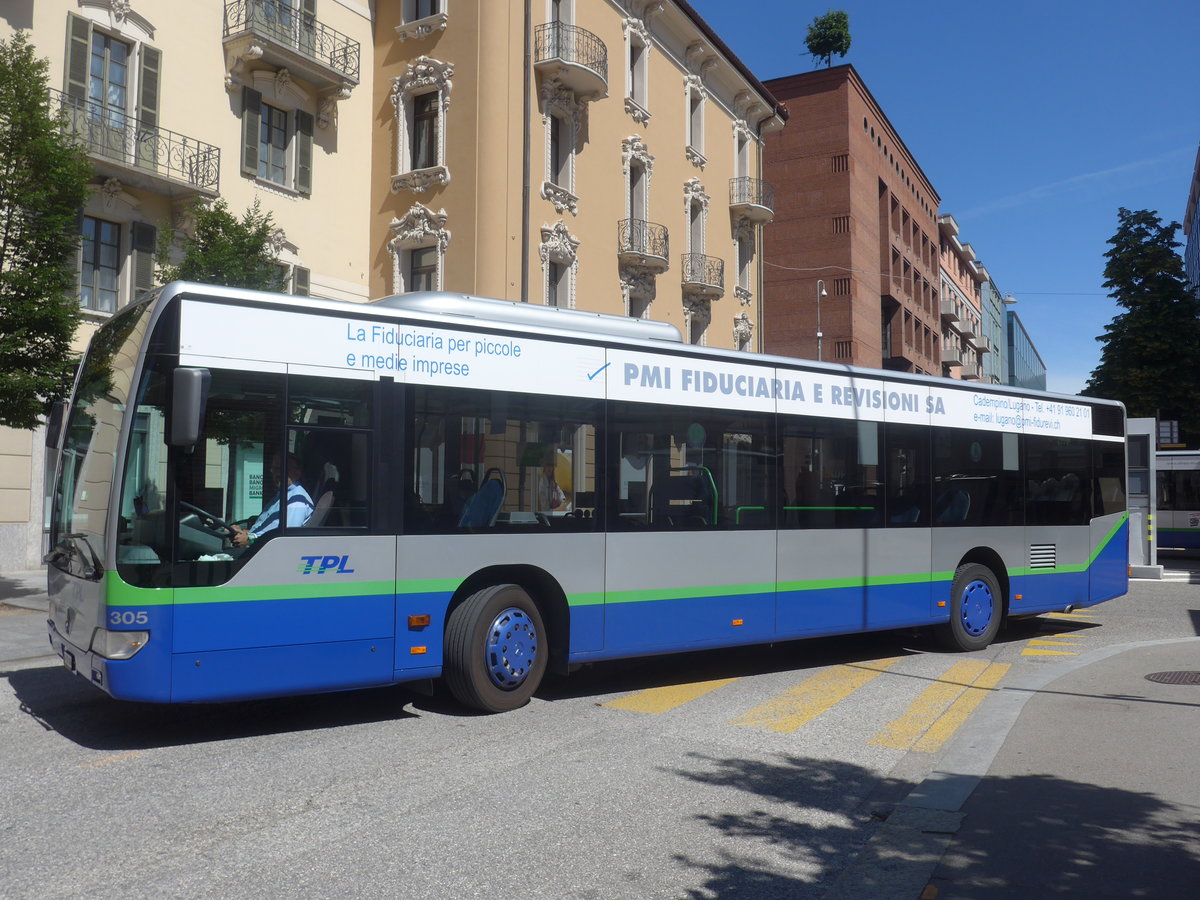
[47, 282, 1129, 712]
[1157, 450, 1200, 550]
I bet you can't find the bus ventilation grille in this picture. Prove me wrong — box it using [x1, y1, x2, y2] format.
[1029, 544, 1057, 568]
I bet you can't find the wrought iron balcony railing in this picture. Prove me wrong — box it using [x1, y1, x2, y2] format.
[51, 89, 220, 194]
[223, 0, 360, 82]
[681, 253, 724, 297]
[729, 176, 775, 223]
[534, 21, 608, 96]
[618, 218, 669, 270]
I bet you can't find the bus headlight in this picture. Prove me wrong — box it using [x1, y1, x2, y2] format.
[90, 628, 150, 660]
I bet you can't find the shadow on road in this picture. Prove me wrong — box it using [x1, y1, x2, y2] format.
[2, 664, 419, 751]
[658, 751, 1200, 899]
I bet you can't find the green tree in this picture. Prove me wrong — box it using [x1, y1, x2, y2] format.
[805, 10, 852, 68]
[1082, 207, 1200, 442]
[156, 198, 283, 290]
[0, 32, 92, 429]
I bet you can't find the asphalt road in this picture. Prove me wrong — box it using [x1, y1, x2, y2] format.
[1, 573, 1196, 899]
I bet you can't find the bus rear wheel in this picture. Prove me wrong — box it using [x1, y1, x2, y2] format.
[444, 584, 547, 713]
[936, 563, 1002, 652]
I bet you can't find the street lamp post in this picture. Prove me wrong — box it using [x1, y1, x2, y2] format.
[816, 279, 828, 361]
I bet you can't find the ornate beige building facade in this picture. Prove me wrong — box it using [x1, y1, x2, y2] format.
[372, 0, 784, 345]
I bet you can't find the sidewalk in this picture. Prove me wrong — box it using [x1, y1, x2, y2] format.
[827, 637, 1200, 899]
[0, 569, 52, 664]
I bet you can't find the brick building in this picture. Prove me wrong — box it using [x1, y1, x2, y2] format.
[762, 64, 941, 373]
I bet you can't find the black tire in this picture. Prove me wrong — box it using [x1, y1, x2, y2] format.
[444, 584, 547, 713]
[936, 563, 1003, 652]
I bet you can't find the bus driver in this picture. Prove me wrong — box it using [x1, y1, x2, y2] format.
[231, 453, 314, 546]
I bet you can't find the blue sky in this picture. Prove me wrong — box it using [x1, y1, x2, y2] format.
[690, 0, 1198, 394]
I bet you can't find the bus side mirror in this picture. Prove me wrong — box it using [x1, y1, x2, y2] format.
[170, 367, 211, 447]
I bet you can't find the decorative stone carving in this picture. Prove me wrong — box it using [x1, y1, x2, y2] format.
[735, 286, 753, 305]
[620, 265, 656, 309]
[683, 296, 710, 340]
[540, 77, 584, 132]
[622, 136, 654, 183]
[392, 57, 455, 107]
[392, 166, 451, 194]
[734, 311, 755, 349]
[539, 221, 580, 265]
[624, 97, 651, 126]
[395, 12, 449, 41]
[541, 182, 579, 215]
[318, 87, 352, 129]
[224, 42, 264, 92]
[95, 178, 139, 212]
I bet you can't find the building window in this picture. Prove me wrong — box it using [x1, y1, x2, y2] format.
[833, 215, 850, 234]
[391, 56, 453, 193]
[88, 31, 129, 127]
[81, 217, 121, 313]
[835, 340, 853, 359]
[259, 102, 288, 185]
[549, 113, 569, 188]
[409, 246, 438, 292]
[685, 78, 705, 167]
[241, 81, 314, 194]
[539, 81, 581, 213]
[624, 19, 650, 124]
[411, 91, 438, 171]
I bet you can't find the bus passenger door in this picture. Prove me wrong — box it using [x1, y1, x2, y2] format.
[866, 422, 932, 630]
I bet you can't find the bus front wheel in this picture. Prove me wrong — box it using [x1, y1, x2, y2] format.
[444, 584, 547, 713]
[936, 563, 1002, 652]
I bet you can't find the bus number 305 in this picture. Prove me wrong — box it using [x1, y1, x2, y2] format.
[109, 610, 150, 626]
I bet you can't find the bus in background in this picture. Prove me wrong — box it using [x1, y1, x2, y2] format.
[1157, 450, 1200, 550]
[46, 282, 1129, 713]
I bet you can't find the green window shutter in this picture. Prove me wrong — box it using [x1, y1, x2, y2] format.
[292, 266, 310, 296]
[138, 45, 161, 130]
[65, 13, 91, 102]
[241, 86, 262, 177]
[131, 222, 157, 300]
[296, 110, 314, 194]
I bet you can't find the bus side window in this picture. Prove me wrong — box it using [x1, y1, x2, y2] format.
[287, 374, 373, 530]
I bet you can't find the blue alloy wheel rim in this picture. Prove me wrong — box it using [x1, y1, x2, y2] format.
[959, 579, 994, 636]
[485, 607, 538, 690]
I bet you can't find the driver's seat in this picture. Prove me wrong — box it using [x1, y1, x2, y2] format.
[306, 490, 334, 527]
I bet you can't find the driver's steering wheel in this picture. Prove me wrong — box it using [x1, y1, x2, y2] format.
[180, 501, 235, 537]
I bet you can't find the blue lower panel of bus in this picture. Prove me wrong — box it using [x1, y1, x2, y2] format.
[1158, 529, 1200, 550]
[173, 592, 394, 653]
[776, 584, 866, 637]
[602, 589, 775, 653]
[171, 639, 396, 702]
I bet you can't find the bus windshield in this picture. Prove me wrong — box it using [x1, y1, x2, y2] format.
[49, 300, 155, 579]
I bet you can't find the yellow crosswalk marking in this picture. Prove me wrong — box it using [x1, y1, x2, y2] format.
[1022, 637, 1082, 657]
[870, 661, 1010, 752]
[1045, 611, 1096, 620]
[731, 658, 902, 733]
[603, 677, 739, 714]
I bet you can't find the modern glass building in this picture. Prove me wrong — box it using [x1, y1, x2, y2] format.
[1006, 309, 1046, 391]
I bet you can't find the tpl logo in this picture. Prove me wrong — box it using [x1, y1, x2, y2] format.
[298, 554, 356, 575]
